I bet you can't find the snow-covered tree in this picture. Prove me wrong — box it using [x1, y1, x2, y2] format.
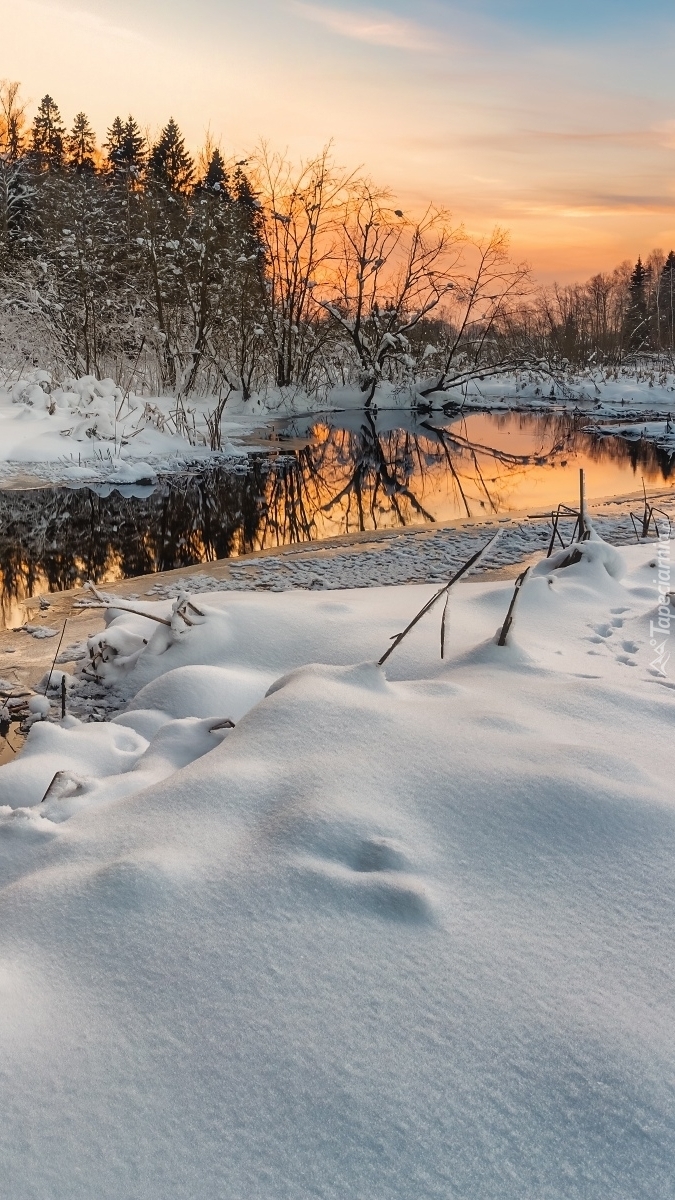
[200, 148, 229, 194]
[625, 256, 650, 351]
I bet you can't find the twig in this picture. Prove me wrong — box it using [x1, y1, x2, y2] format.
[79, 601, 172, 627]
[440, 589, 452, 659]
[378, 530, 501, 667]
[45, 619, 68, 695]
[116, 336, 146, 419]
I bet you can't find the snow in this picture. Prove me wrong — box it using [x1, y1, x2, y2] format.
[1, 365, 675, 485]
[0, 535, 673, 1196]
[0, 372, 249, 484]
[136, 498, 675, 599]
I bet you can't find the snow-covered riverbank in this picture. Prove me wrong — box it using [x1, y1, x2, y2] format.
[1, 365, 674, 485]
[1, 535, 673, 1198]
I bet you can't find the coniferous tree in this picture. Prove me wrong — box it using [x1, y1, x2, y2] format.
[232, 165, 258, 210]
[68, 112, 96, 173]
[105, 116, 144, 173]
[148, 119, 194, 192]
[104, 116, 125, 167]
[625, 256, 650, 351]
[659, 251, 675, 350]
[31, 95, 66, 171]
[120, 117, 145, 172]
[201, 148, 228, 194]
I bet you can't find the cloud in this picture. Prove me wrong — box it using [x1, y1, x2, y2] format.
[515, 194, 675, 219]
[290, 2, 440, 51]
[23, 0, 148, 46]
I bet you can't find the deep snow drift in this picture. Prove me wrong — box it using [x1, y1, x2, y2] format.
[0, 537, 674, 1198]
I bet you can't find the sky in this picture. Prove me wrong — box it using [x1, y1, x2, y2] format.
[2, 0, 675, 281]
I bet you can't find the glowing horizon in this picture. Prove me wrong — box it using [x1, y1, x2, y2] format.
[2, 0, 675, 283]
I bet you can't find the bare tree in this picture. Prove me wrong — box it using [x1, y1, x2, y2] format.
[252, 145, 355, 389]
[316, 185, 464, 404]
[417, 230, 530, 398]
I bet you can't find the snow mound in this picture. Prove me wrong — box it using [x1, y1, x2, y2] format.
[0, 539, 674, 1198]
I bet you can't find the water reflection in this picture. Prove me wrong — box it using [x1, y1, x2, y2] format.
[0, 410, 672, 626]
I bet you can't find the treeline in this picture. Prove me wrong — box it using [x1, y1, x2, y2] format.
[526, 253, 675, 365]
[1, 81, 673, 405]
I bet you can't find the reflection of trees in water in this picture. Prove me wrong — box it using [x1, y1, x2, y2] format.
[0, 462, 272, 622]
[257, 412, 674, 539]
[0, 413, 673, 617]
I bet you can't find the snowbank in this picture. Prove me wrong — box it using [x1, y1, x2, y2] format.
[1, 542, 672, 1190]
[0, 372, 248, 483]
[1, 365, 675, 485]
[0, 539, 674, 1197]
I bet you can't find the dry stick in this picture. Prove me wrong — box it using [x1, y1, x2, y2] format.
[546, 504, 579, 557]
[61, 673, 67, 720]
[547, 508, 560, 558]
[45, 618, 68, 696]
[440, 588, 452, 660]
[497, 567, 531, 647]
[81, 601, 173, 627]
[578, 468, 587, 540]
[82, 582, 199, 627]
[116, 335, 146, 420]
[378, 530, 502, 668]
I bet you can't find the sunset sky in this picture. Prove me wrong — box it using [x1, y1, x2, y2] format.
[3, 0, 675, 280]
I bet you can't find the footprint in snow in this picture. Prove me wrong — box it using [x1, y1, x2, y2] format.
[616, 654, 637, 667]
[610, 607, 630, 615]
[297, 835, 434, 924]
[622, 640, 639, 654]
[591, 623, 614, 638]
[352, 837, 409, 874]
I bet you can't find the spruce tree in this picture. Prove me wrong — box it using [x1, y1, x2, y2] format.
[68, 112, 96, 172]
[105, 116, 125, 168]
[625, 256, 650, 350]
[31, 95, 66, 171]
[105, 115, 145, 174]
[232, 166, 258, 210]
[120, 117, 145, 171]
[202, 148, 229, 194]
[148, 119, 194, 192]
[659, 250, 675, 350]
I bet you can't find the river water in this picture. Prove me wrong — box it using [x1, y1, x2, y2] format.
[1, 409, 672, 625]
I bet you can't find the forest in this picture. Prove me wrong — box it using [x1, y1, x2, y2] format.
[1, 81, 674, 407]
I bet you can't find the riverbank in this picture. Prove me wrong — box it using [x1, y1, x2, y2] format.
[1, 366, 674, 486]
[2, 481, 673, 761]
